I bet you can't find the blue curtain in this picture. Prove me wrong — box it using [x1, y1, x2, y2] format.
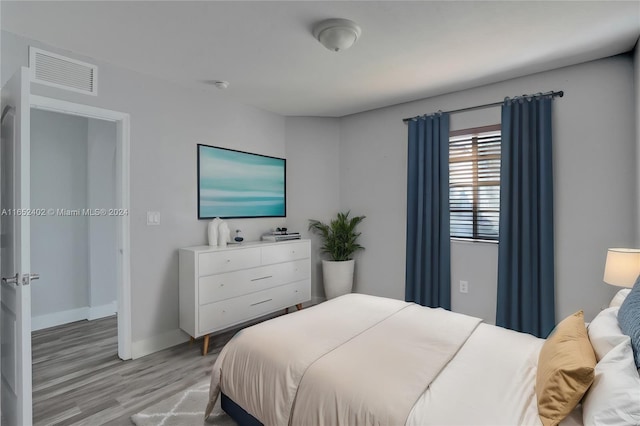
[405, 113, 451, 309]
[497, 96, 555, 338]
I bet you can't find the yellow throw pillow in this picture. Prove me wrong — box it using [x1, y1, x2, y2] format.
[536, 310, 596, 426]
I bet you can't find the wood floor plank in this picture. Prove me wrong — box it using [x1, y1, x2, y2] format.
[31, 316, 217, 425]
[32, 309, 289, 425]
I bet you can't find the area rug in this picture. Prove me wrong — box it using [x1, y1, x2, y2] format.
[131, 379, 237, 426]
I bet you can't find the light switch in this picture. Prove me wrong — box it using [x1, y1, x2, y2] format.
[147, 211, 160, 225]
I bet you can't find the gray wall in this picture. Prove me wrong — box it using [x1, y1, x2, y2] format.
[450, 241, 499, 324]
[87, 118, 118, 309]
[284, 117, 341, 300]
[339, 55, 636, 323]
[5, 28, 638, 352]
[2, 30, 289, 346]
[30, 109, 89, 317]
[31, 111, 119, 323]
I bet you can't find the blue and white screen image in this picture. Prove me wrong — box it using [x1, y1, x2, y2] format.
[198, 145, 286, 218]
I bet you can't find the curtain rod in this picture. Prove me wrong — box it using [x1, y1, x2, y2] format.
[402, 90, 564, 123]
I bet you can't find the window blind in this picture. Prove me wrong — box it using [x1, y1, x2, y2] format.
[449, 124, 501, 240]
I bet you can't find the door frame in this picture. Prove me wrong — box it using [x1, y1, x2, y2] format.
[29, 95, 132, 360]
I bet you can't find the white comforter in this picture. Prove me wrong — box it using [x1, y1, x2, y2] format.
[206, 293, 581, 426]
[290, 303, 481, 425]
[408, 322, 544, 425]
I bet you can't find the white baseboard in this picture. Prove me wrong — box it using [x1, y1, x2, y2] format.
[32, 307, 89, 331]
[32, 301, 118, 331]
[131, 329, 190, 359]
[88, 301, 117, 320]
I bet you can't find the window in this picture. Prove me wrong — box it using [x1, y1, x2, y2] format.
[449, 124, 501, 241]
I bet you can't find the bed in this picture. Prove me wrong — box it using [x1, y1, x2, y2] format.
[205, 292, 640, 426]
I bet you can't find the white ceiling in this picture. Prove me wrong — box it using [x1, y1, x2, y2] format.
[2, 1, 640, 117]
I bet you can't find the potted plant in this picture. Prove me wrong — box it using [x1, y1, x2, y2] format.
[308, 211, 365, 299]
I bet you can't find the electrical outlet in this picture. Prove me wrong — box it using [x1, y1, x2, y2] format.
[459, 280, 469, 294]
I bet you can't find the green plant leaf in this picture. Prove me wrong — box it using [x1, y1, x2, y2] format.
[308, 211, 365, 261]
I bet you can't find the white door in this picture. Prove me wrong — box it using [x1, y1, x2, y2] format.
[0, 67, 34, 426]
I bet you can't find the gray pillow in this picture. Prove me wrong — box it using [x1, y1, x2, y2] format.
[618, 275, 640, 368]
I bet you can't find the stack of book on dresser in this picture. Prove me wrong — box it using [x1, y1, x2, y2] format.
[261, 230, 301, 242]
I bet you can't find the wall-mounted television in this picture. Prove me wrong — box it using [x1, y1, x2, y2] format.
[197, 144, 286, 219]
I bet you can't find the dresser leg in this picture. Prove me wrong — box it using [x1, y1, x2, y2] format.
[285, 307, 289, 314]
[296, 303, 303, 311]
[203, 334, 210, 356]
[190, 336, 195, 345]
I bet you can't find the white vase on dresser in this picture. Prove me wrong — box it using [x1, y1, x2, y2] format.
[178, 239, 311, 355]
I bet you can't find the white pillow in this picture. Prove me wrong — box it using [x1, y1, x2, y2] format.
[609, 288, 631, 308]
[582, 339, 640, 426]
[587, 307, 626, 361]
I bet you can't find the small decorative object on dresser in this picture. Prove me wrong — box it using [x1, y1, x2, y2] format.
[178, 239, 311, 355]
[308, 211, 365, 299]
[217, 221, 230, 247]
[207, 218, 223, 246]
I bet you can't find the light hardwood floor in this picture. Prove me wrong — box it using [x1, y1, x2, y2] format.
[31, 316, 239, 426]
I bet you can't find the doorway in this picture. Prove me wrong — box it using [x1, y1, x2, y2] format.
[30, 108, 118, 331]
[28, 95, 131, 360]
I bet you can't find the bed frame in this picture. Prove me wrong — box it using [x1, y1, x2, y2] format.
[221, 393, 263, 426]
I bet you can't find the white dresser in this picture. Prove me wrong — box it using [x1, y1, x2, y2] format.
[179, 239, 311, 354]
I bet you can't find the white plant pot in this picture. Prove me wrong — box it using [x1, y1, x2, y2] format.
[322, 259, 355, 300]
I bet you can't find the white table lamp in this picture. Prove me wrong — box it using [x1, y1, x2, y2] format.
[603, 248, 640, 287]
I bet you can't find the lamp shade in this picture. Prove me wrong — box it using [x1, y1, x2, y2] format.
[603, 248, 640, 287]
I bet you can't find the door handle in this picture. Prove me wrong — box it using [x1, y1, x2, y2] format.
[1, 273, 39, 286]
[1, 273, 19, 285]
[21, 273, 40, 285]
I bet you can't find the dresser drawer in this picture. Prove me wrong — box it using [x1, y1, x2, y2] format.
[199, 283, 295, 332]
[261, 242, 310, 265]
[275, 259, 310, 285]
[199, 264, 278, 304]
[285, 279, 312, 307]
[199, 247, 261, 276]
[199, 259, 311, 305]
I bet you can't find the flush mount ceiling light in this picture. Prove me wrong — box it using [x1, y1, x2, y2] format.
[313, 18, 362, 52]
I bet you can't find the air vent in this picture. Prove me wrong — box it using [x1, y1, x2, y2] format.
[29, 47, 98, 95]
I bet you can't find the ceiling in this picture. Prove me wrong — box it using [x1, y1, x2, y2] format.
[2, 1, 640, 117]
